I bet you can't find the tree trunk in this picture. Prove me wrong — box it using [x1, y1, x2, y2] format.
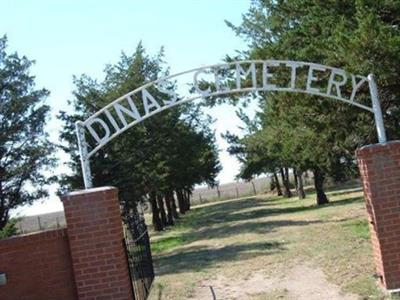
[0, 180, 9, 231]
[293, 169, 298, 191]
[273, 171, 282, 196]
[0, 209, 8, 231]
[176, 189, 186, 214]
[0, 217, 8, 231]
[164, 192, 174, 226]
[285, 168, 292, 197]
[280, 167, 292, 198]
[313, 169, 329, 205]
[184, 189, 191, 211]
[251, 180, 257, 195]
[149, 193, 163, 231]
[156, 194, 168, 227]
[297, 171, 306, 200]
[171, 191, 179, 219]
[284, 168, 289, 181]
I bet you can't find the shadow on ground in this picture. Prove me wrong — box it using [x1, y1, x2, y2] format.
[185, 195, 363, 227]
[184, 219, 324, 241]
[152, 186, 364, 276]
[155, 241, 285, 275]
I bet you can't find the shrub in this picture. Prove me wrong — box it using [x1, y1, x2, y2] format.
[0, 219, 19, 239]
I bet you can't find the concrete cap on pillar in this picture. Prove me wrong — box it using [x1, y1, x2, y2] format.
[60, 186, 117, 202]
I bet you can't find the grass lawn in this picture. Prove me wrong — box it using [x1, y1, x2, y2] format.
[147, 185, 395, 300]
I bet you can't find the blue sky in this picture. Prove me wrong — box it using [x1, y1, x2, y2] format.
[2, 0, 256, 216]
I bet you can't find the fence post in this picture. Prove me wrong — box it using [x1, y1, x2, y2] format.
[37, 216, 42, 230]
[251, 180, 257, 195]
[236, 185, 239, 198]
[199, 193, 202, 204]
[217, 186, 221, 198]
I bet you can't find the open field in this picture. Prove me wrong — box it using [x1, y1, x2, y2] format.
[191, 177, 273, 205]
[13, 178, 276, 234]
[15, 211, 66, 233]
[13, 175, 312, 234]
[190, 175, 315, 206]
[148, 184, 396, 300]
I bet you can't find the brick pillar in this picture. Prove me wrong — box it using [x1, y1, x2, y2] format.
[356, 141, 400, 291]
[61, 187, 133, 300]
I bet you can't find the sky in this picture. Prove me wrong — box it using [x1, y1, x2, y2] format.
[2, 0, 257, 216]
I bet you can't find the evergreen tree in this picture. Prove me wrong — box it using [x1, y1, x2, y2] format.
[224, 0, 400, 204]
[0, 36, 55, 230]
[59, 43, 220, 231]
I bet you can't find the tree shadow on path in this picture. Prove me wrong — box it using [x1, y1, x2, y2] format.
[152, 188, 364, 277]
[188, 195, 364, 227]
[154, 241, 285, 276]
[178, 219, 324, 243]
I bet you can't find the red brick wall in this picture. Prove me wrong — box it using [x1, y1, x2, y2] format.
[0, 187, 133, 300]
[61, 187, 133, 300]
[0, 228, 77, 300]
[357, 141, 400, 291]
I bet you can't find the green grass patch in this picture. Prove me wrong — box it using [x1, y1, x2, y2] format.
[151, 236, 186, 253]
[343, 274, 382, 299]
[343, 219, 370, 240]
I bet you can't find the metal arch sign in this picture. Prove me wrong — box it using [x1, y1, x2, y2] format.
[76, 60, 387, 189]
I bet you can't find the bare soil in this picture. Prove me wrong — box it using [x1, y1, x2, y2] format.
[193, 263, 358, 300]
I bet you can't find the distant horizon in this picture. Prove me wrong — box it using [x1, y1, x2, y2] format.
[17, 175, 269, 222]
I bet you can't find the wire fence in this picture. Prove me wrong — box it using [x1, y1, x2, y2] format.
[14, 175, 317, 234]
[191, 175, 316, 206]
[191, 177, 270, 206]
[15, 211, 66, 234]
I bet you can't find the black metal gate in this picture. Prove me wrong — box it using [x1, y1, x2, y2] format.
[123, 212, 154, 300]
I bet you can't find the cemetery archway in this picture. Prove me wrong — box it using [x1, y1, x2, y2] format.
[75, 60, 386, 189]
[74, 60, 400, 292]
